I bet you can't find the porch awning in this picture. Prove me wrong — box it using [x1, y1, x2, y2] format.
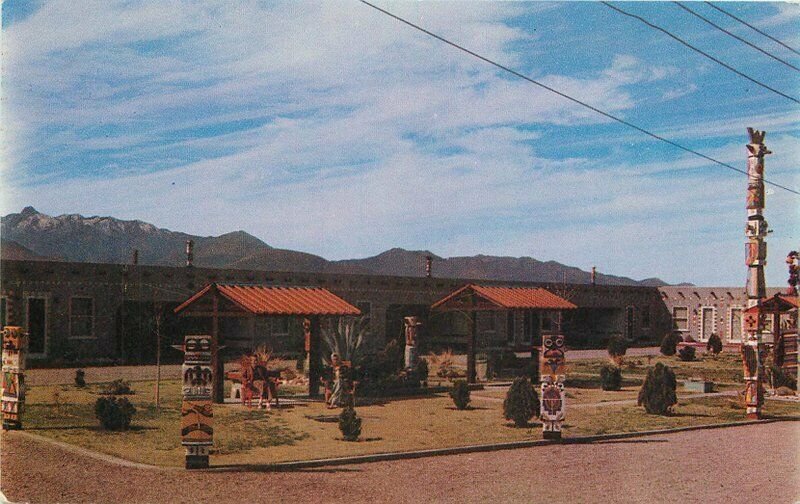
[174, 283, 361, 316]
[431, 284, 577, 312]
[744, 294, 799, 313]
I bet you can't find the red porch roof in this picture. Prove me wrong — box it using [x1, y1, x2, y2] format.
[431, 284, 577, 312]
[174, 283, 361, 316]
[744, 294, 799, 313]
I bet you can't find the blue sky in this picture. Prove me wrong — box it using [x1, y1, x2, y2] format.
[1, 1, 798, 286]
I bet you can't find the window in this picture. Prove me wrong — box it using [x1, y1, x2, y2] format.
[672, 307, 689, 331]
[69, 297, 94, 338]
[27, 297, 47, 354]
[271, 317, 289, 336]
[0, 298, 5, 329]
[541, 312, 554, 333]
[356, 301, 372, 320]
[700, 307, 715, 341]
[641, 305, 651, 329]
[729, 307, 743, 342]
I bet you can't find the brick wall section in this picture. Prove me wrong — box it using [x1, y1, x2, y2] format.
[2, 259, 671, 361]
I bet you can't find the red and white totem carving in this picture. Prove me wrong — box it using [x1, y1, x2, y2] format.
[177, 335, 214, 469]
[743, 128, 770, 419]
[540, 333, 566, 439]
[2, 327, 27, 430]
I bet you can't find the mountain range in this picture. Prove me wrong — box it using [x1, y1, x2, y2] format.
[0, 207, 683, 286]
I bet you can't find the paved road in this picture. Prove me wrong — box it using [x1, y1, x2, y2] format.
[1, 421, 797, 503]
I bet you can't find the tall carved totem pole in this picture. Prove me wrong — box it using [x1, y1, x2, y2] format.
[742, 128, 770, 420]
[178, 335, 214, 469]
[1, 327, 27, 430]
[540, 333, 566, 439]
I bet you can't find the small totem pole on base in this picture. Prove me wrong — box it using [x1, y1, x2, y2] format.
[540, 333, 566, 439]
[2, 327, 27, 430]
[743, 128, 771, 420]
[177, 335, 214, 469]
[403, 316, 422, 369]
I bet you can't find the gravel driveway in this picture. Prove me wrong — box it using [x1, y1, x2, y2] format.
[2, 421, 797, 503]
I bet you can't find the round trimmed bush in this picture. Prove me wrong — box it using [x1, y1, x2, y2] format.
[600, 364, 623, 391]
[706, 333, 723, 355]
[74, 369, 86, 388]
[607, 335, 628, 362]
[338, 406, 362, 441]
[503, 377, 539, 427]
[660, 333, 682, 356]
[449, 380, 471, 410]
[94, 396, 136, 430]
[637, 363, 677, 415]
[678, 345, 696, 362]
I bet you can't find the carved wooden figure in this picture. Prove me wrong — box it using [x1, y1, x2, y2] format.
[1, 326, 26, 430]
[540, 333, 566, 438]
[178, 335, 214, 469]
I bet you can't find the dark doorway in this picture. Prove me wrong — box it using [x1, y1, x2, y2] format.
[27, 298, 46, 354]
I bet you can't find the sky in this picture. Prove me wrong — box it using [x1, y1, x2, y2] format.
[1, 1, 798, 286]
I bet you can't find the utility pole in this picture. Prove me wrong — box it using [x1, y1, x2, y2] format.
[742, 127, 771, 420]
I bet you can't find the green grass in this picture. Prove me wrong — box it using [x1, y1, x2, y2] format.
[568, 352, 745, 384]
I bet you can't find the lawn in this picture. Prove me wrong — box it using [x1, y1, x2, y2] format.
[568, 351, 746, 384]
[22, 367, 799, 467]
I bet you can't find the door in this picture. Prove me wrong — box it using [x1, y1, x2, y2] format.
[27, 298, 46, 355]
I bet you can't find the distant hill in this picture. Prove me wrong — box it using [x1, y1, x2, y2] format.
[1, 207, 684, 286]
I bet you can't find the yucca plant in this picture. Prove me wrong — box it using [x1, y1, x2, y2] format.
[429, 349, 458, 378]
[322, 316, 369, 366]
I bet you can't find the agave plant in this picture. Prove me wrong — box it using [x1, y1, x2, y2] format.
[322, 316, 370, 366]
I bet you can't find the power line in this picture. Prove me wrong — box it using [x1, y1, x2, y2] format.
[674, 2, 799, 72]
[357, 0, 800, 196]
[705, 2, 800, 57]
[601, 2, 800, 105]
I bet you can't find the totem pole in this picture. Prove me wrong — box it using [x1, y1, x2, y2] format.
[540, 333, 566, 439]
[742, 128, 771, 420]
[786, 251, 799, 296]
[403, 316, 422, 369]
[177, 335, 214, 469]
[1, 327, 27, 430]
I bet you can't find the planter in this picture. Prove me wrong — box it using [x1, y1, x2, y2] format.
[683, 379, 714, 393]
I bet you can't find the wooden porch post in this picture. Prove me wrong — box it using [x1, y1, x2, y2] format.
[531, 310, 540, 384]
[467, 310, 477, 384]
[212, 289, 224, 404]
[308, 316, 322, 397]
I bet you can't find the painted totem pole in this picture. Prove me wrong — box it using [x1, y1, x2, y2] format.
[178, 335, 214, 469]
[540, 333, 566, 439]
[742, 128, 771, 420]
[403, 316, 422, 369]
[1, 327, 27, 430]
[786, 251, 799, 296]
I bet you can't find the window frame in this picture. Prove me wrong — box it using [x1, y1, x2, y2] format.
[672, 306, 689, 332]
[69, 296, 95, 340]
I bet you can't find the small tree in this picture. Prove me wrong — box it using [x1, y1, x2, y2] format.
[503, 377, 539, 427]
[599, 364, 623, 391]
[449, 380, 471, 410]
[338, 406, 362, 441]
[660, 333, 682, 356]
[706, 333, 723, 355]
[637, 363, 677, 415]
[678, 345, 696, 362]
[607, 335, 628, 365]
[94, 397, 136, 430]
[74, 369, 86, 388]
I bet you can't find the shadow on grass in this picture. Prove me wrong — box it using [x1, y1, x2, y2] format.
[27, 424, 158, 432]
[444, 406, 491, 411]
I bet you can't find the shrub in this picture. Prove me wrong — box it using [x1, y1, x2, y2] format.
[449, 380, 471, 410]
[94, 396, 136, 430]
[599, 364, 623, 391]
[415, 359, 429, 386]
[768, 365, 797, 390]
[637, 363, 677, 415]
[74, 369, 86, 388]
[678, 346, 696, 362]
[338, 406, 362, 441]
[503, 377, 539, 427]
[607, 335, 628, 363]
[101, 379, 134, 395]
[660, 333, 682, 356]
[706, 333, 723, 355]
